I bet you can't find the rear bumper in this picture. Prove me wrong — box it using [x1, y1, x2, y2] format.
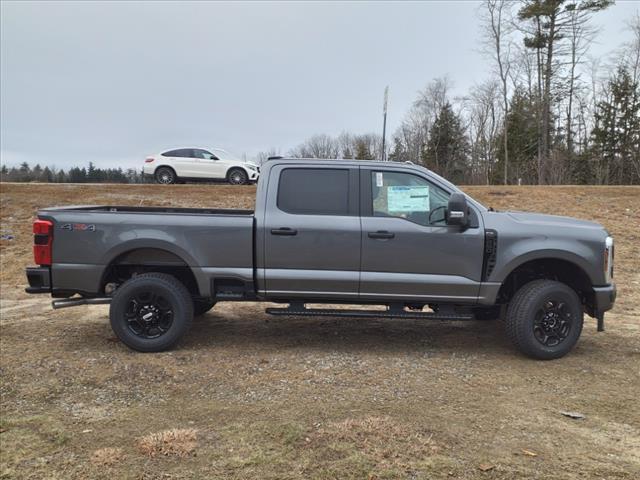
[593, 283, 616, 314]
[25, 266, 51, 294]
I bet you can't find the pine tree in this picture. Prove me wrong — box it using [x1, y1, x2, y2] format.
[32, 164, 43, 181]
[354, 139, 373, 160]
[518, 0, 613, 183]
[422, 103, 469, 183]
[41, 166, 54, 183]
[494, 90, 539, 184]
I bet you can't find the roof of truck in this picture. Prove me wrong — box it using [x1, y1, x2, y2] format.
[264, 157, 419, 168]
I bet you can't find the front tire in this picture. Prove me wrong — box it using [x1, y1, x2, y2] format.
[155, 167, 177, 184]
[227, 168, 248, 185]
[505, 280, 583, 360]
[109, 273, 193, 352]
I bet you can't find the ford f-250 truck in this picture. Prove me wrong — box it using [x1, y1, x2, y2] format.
[25, 159, 616, 359]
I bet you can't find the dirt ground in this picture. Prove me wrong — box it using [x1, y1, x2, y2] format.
[1, 183, 639, 479]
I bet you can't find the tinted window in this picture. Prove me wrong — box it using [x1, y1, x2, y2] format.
[278, 168, 350, 215]
[192, 149, 218, 160]
[371, 171, 450, 226]
[162, 149, 194, 158]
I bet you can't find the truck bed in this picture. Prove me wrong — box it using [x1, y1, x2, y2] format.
[38, 205, 256, 297]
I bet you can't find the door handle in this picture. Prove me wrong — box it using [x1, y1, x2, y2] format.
[368, 230, 395, 239]
[271, 227, 298, 236]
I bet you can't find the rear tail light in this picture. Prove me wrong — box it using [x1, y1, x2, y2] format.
[33, 219, 53, 265]
[145, 157, 155, 163]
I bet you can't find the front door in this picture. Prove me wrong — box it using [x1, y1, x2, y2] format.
[191, 149, 225, 179]
[359, 168, 484, 303]
[263, 165, 360, 299]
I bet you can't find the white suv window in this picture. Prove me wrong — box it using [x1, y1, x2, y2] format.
[192, 149, 218, 160]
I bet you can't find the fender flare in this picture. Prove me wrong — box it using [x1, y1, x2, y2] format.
[492, 248, 596, 285]
[100, 239, 197, 267]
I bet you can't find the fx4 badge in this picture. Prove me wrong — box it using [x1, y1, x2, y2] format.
[61, 223, 96, 232]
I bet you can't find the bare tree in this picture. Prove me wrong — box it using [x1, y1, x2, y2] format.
[564, 6, 602, 163]
[389, 76, 452, 164]
[517, 0, 613, 184]
[255, 148, 282, 165]
[623, 12, 640, 83]
[289, 134, 339, 159]
[481, 0, 513, 184]
[462, 80, 502, 184]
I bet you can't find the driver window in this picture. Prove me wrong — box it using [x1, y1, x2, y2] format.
[370, 171, 450, 226]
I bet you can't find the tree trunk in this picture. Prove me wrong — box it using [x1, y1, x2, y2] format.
[535, 16, 544, 185]
[541, 12, 557, 185]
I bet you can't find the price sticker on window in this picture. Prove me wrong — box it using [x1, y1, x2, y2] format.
[387, 185, 430, 212]
[375, 172, 383, 187]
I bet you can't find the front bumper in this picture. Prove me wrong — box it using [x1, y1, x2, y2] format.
[25, 266, 51, 294]
[591, 283, 616, 332]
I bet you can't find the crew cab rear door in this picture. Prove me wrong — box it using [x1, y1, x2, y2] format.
[359, 167, 484, 302]
[262, 164, 360, 298]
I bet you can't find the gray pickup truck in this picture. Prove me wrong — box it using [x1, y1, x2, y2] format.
[25, 159, 616, 359]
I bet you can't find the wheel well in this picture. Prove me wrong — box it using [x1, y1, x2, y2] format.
[497, 258, 593, 306]
[154, 165, 176, 176]
[226, 166, 246, 178]
[101, 248, 199, 296]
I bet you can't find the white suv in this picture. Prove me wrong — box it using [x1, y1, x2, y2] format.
[144, 148, 259, 185]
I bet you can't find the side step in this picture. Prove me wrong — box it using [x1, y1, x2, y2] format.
[265, 305, 473, 321]
[52, 297, 111, 310]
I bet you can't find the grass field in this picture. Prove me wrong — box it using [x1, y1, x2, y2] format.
[1, 183, 639, 479]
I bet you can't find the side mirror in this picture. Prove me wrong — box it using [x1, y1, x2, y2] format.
[446, 193, 469, 227]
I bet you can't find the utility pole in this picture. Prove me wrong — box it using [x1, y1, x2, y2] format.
[381, 86, 389, 161]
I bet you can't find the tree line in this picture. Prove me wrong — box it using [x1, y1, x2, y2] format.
[2, 1, 638, 186]
[0, 162, 146, 184]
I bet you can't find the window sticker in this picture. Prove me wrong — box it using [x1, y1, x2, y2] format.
[387, 185, 430, 212]
[375, 172, 384, 187]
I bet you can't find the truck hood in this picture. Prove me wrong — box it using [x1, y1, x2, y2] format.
[505, 211, 604, 231]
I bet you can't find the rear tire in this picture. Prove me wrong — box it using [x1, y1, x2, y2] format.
[109, 273, 193, 352]
[194, 299, 216, 316]
[227, 168, 247, 185]
[505, 279, 583, 360]
[155, 167, 177, 184]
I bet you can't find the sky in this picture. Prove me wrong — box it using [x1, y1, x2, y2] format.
[1, 0, 637, 170]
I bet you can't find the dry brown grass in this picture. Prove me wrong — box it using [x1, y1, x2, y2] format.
[90, 447, 125, 466]
[137, 428, 198, 458]
[1, 183, 639, 480]
[311, 416, 441, 473]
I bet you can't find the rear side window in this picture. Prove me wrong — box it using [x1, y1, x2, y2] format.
[278, 168, 350, 215]
[162, 149, 193, 158]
